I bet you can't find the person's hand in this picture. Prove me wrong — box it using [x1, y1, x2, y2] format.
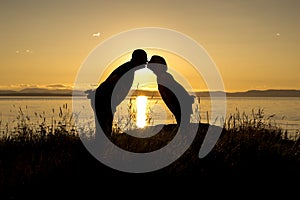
[85, 89, 95, 99]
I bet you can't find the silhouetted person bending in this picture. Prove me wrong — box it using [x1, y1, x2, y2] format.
[94, 49, 148, 138]
[147, 55, 194, 126]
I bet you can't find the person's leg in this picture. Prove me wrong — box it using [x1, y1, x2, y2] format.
[174, 108, 181, 126]
[179, 106, 192, 129]
[95, 107, 113, 139]
[181, 112, 191, 126]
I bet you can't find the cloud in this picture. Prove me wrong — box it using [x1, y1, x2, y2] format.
[92, 32, 101, 37]
[46, 84, 68, 88]
[15, 49, 33, 54]
[132, 83, 158, 91]
[1, 84, 40, 91]
[46, 84, 73, 90]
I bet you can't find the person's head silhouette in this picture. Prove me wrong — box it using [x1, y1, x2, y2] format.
[130, 49, 148, 68]
[148, 55, 168, 74]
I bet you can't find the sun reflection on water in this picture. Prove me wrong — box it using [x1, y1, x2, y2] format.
[136, 96, 148, 128]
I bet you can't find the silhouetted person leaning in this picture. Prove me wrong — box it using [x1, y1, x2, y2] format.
[147, 55, 194, 127]
[93, 49, 148, 139]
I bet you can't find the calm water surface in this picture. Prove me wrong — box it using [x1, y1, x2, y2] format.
[0, 96, 299, 135]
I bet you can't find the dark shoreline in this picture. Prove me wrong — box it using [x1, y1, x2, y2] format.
[1, 89, 300, 97]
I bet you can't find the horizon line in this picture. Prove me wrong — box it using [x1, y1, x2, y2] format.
[0, 87, 300, 93]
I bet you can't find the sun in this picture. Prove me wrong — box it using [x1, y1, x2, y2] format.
[136, 96, 148, 128]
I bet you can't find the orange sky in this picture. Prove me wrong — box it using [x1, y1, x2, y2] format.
[0, 0, 299, 92]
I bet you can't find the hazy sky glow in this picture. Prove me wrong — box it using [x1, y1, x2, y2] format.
[1, 0, 299, 92]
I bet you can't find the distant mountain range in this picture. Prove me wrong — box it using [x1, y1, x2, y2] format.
[0, 88, 300, 97]
[223, 89, 300, 97]
[125, 89, 300, 97]
[0, 88, 84, 96]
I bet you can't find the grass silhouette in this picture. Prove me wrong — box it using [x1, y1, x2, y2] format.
[0, 104, 299, 196]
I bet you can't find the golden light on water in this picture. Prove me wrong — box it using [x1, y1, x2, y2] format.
[136, 96, 148, 128]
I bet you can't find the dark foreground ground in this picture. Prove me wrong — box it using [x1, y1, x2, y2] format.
[1, 123, 299, 197]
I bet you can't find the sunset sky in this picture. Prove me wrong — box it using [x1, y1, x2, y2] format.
[1, 0, 299, 92]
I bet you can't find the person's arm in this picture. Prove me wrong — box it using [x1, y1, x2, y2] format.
[105, 62, 132, 83]
[106, 74, 119, 84]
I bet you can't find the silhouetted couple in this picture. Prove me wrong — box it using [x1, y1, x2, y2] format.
[92, 49, 194, 139]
